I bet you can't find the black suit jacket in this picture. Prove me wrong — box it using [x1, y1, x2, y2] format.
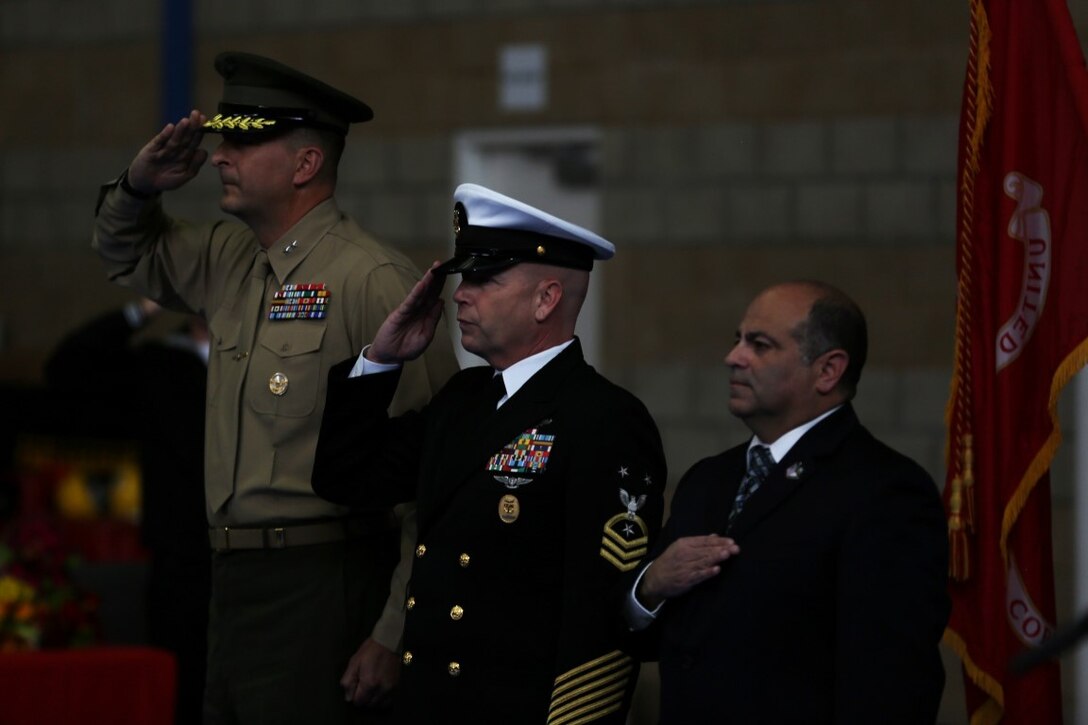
[314, 339, 666, 725]
[644, 405, 949, 725]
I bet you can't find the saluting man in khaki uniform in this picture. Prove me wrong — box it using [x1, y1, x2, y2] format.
[92, 51, 458, 723]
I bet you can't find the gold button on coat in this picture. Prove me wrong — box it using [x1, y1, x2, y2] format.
[406, 596, 416, 610]
[415, 544, 426, 558]
[448, 662, 461, 677]
[450, 605, 464, 621]
[402, 651, 413, 666]
[269, 372, 289, 396]
[459, 553, 471, 567]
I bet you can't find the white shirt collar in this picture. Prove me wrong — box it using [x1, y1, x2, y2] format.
[495, 339, 574, 407]
[747, 405, 843, 465]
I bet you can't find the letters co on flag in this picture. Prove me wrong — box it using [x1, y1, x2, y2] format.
[943, 0, 1088, 722]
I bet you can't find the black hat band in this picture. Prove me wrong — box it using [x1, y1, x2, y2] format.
[455, 225, 595, 271]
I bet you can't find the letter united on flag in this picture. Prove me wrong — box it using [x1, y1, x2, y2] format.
[944, 0, 1088, 721]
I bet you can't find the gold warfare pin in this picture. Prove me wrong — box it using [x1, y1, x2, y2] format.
[499, 494, 520, 523]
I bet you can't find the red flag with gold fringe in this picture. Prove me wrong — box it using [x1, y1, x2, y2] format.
[944, 0, 1088, 721]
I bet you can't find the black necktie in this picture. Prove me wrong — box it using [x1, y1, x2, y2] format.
[488, 371, 507, 410]
[727, 445, 774, 528]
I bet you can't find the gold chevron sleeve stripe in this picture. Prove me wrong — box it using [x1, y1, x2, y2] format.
[553, 703, 624, 725]
[600, 548, 643, 572]
[602, 526, 648, 549]
[548, 661, 635, 709]
[600, 536, 647, 561]
[551, 657, 631, 701]
[547, 689, 626, 725]
[553, 650, 627, 686]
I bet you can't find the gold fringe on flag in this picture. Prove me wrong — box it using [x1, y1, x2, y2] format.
[962, 435, 976, 532]
[943, 627, 1005, 725]
[944, 0, 992, 583]
[948, 473, 969, 581]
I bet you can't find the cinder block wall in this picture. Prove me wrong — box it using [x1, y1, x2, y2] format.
[5, 1, 1088, 721]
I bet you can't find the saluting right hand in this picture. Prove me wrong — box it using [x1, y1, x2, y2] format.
[367, 262, 447, 365]
[126, 109, 209, 195]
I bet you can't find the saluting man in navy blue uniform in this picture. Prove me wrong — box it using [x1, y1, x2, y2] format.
[313, 184, 666, 725]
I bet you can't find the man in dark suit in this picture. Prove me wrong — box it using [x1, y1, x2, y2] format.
[627, 281, 950, 724]
[312, 183, 666, 724]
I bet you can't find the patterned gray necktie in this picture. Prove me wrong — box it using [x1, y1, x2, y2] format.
[727, 445, 774, 528]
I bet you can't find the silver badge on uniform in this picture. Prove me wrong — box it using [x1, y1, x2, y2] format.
[269, 372, 289, 396]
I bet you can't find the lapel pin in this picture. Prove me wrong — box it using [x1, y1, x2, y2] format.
[786, 462, 805, 480]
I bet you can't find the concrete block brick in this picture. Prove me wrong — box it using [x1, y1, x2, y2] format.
[852, 367, 900, 429]
[899, 367, 952, 431]
[692, 364, 734, 424]
[872, 430, 944, 484]
[902, 115, 958, 176]
[0, 203, 16, 250]
[864, 181, 937, 239]
[761, 121, 828, 178]
[547, 0, 601, 8]
[937, 178, 957, 243]
[603, 188, 665, 245]
[663, 186, 725, 243]
[359, 0, 420, 20]
[484, 0, 543, 12]
[304, 0, 359, 24]
[627, 127, 697, 184]
[727, 184, 792, 241]
[117, 0, 157, 35]
[832, 117, 897, 176]
[363, 190, 420, 244]
[390, 136, 451, 186]
[340, 140, 391, 187]
[2, 149, 48, 192]
[9, 199, 57, 246]
[55, 199, 94, 246]
[695, 122, 757, 179]
[628, 363, 695, 423]
[796, 182, 862, 239]
[1, 0, 32, 43]
[419, 0, 482, 18]
[601, 129, 633, 183]
[197, 0, 255, 32]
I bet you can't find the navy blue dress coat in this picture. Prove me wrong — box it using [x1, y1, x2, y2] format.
[314, 339, 666, 725]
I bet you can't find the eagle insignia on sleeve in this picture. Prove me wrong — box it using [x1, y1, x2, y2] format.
[600, 488, 649, 572]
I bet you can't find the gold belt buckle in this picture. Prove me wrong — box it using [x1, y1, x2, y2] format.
[269, 527, 287, 548]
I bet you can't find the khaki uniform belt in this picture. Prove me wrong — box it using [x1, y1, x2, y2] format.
[209, 514, 395, 552]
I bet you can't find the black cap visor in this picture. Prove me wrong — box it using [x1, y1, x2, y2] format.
[433, 251, 522, 277]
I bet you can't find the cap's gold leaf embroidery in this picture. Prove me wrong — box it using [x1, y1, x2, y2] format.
[203, 114, 278, 131]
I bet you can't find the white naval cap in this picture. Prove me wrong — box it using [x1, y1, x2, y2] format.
[434, 183, 615, 276]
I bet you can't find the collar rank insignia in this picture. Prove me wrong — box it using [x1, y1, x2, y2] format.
[486, 427, 555, 475]
[269, 283, 330, 320]
[785, 462, 805, 480]
[600, 488, 649, 572]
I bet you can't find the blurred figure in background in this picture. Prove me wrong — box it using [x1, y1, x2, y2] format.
[45, 297, 210, 724]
